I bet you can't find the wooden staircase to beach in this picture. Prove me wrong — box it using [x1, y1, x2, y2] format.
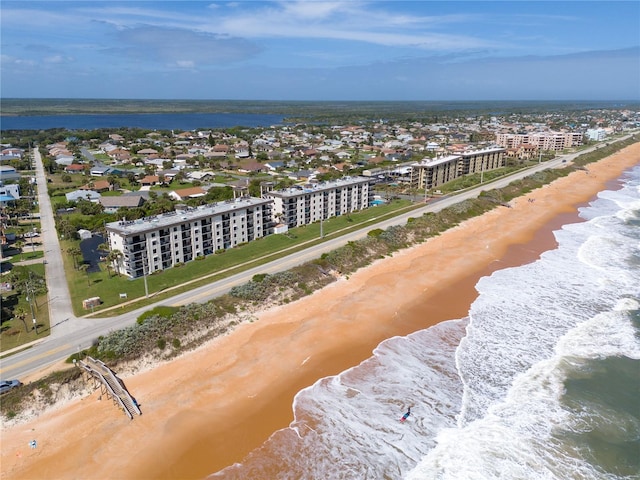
[79, 356, 142, 419]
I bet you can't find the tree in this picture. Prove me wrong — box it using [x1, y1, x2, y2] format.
[58, 218, 76, 239]
[106, 250, 122, 277]
[79, 263, 91, 286]
[13, 240, 24, 256]
[13, 306, 30, 333]
[67, 247, 82, 269]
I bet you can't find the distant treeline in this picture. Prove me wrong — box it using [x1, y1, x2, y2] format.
[2, 98, 639, 124]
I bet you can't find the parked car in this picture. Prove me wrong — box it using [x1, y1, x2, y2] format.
[0, 379, 22, 394]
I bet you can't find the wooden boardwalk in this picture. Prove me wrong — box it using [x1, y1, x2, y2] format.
[79, 356, 141, 419]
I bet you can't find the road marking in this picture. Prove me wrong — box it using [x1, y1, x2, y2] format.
[0, 344, 70, 375]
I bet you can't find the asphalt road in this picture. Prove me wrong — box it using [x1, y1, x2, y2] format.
[0, 139, 628, 381]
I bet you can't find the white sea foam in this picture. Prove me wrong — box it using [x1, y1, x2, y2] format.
[211, 166, 640, 479]
[212, 320, 468, 479]
[407, 165, 640, 480]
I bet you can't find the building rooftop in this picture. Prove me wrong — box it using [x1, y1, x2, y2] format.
[267, 176, 370, 198]
[413, 146, 504, 167]
[106, 196, 271, 236]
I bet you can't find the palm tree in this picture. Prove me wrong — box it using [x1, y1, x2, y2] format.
[13, 306, 29, 333]
[67, 246, 82, 269]
[13, 240, 24, 258]
[107, 249, 123, 277]
[79, 263, 90, 286]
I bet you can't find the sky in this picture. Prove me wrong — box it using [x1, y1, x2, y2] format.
[1, 1, 639, 101]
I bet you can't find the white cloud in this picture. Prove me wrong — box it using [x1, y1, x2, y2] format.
[45, 55, 74, 64]
[115, 26, 261, 65]
[176, 60, 196, 68]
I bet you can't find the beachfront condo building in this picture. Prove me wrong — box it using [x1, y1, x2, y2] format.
[495, 132, 583, 151]
[106, 197, 274, 278]
[410, 146, 506, 191]
[264, 176, 373, 228]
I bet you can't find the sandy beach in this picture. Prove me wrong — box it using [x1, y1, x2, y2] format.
[1, 144, 639, 480]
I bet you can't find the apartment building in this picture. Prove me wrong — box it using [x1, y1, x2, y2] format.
[106, 196, 274, 278]
[410, 146, 505, 191]
[264, 176, 373, 228]
[495, 132, 583, 151]
[586, 128, 607, 141]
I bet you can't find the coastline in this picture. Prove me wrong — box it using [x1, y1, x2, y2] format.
[1, 144, 639, 480]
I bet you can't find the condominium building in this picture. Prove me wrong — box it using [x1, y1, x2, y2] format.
[106, 197, 274, 278]
[410, 146, 505, 191]
[264, 176, 373, 228]
[495, 132, 583, 151]
[586, 128, 607, 141]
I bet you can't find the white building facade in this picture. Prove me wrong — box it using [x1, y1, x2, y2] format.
[586, 128, 607, 141]
[265, 176, 373, 228]
[106, 197, 274, 278]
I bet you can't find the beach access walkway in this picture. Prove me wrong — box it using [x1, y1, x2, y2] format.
[78, 356, 141, 419]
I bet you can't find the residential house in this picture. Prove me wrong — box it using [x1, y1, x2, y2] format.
[188, 171, 214, 182]
[237, 161, 265, 174]
[107, 148, 131, 163]
[90, 166, 111, 177]
[0, 183, 20, 200]
[64, 164, 87, 173]
[81, 180, 112, 193]
[169, 187, 207, 201]
[138, 148, 159, 156]
[1, 148, 24, 160]
[265, 161, 285, 172]
[158, 169, 180, 182]
[0, 165, 20, 182]
[139, 175, 160, 186]
[54, 155, 75, 166]
[66, 190, 102, 203]
[99, 195, 146, 214]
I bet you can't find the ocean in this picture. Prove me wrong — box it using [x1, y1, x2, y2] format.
[210, 164, 640, 479]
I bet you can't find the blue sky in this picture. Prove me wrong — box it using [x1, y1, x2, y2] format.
[1, 1, 639, 100]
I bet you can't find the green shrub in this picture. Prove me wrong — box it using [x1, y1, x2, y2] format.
[157, 338, 166, 350]
[137, 305, 179, 324]
[252, 273, 268, 283]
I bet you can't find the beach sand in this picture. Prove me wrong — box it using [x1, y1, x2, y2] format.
[1, 144, 639, 480]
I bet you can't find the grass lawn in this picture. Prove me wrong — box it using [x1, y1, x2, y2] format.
[0, 263, 51, 353]
[8, 250, 45, 262]
[62, 198, 417, 316]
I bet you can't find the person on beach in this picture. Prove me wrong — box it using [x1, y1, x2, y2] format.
[401, 407, 411, 422]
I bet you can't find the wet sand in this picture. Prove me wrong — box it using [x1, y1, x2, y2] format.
[1, 144, 639, 480]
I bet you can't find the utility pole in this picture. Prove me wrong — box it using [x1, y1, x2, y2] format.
[26, 278, 37, 333]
